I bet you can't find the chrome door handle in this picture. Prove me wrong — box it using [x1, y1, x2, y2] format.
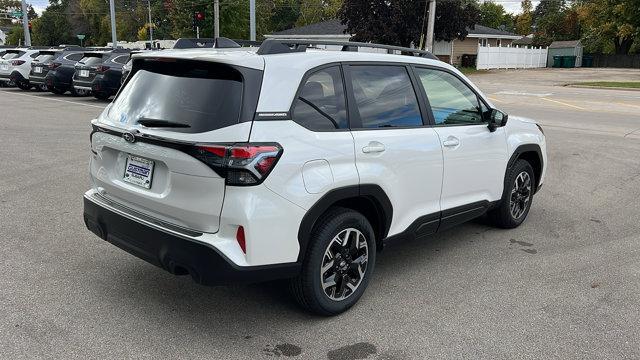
[362, 141, 386, 153]
[442, 137, 460, 147]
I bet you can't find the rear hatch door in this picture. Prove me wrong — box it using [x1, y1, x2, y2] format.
[90, 57, 263, 233]
[74, 52, 105, 83]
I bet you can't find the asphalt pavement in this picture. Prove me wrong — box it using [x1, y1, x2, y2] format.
[1, 68, 640, 359]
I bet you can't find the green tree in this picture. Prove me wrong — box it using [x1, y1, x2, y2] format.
[5, 24, 23, 45]
[478, 1, 511, 30]
[0, 0, 20, 27]
[515, 0, 533, 35]
[31, 4, 73, 46]
[578, 0, 639, 54]
[296, 0, 342, 27]
[339, 0, 479, 48]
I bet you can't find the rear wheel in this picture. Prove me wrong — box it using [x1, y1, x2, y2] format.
[488, 159, 535, 228]
[290, 207, 376, 316]
[93, 91, 111, 100]
[16, 81, 31, 90]
[71, 88, 90, 96]
[50, 87, 66, 95]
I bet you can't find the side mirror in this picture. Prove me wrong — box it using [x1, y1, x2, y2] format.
[488, 109, 508, 132]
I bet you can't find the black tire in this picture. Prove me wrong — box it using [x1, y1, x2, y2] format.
[50, 87, 66, 95]
[16, 82, 31, 90]
[290, 207, 376, 316]
[93, 92, 111, 100]
[71, 88, 91, 97]
[488, 159, 535, 229]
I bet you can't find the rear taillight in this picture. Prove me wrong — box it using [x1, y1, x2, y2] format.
[48, 62, 61, 70]
[11, 60, 25, 66]
[236, 226, 246, 254]
[96, 65, 110, 73]
[190, 143, 282, 186]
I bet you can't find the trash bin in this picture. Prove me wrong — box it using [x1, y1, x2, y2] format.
[582, 55, 593, 67]
[562, 56, 577, 68]
[461, 54, 477, 68]
[553, 55, 562, 68]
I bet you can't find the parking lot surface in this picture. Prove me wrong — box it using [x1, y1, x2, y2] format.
[2, 68, 640, 359]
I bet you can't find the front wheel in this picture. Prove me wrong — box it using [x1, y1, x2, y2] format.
[488, 159, 535, 228]
[290, 207, 376, 316]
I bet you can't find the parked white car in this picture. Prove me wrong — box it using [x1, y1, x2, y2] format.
[83, 40, 547, 315]
[0, 48, 40, 89]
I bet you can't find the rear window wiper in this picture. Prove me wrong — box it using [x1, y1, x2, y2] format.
[137, 118, 191, 128]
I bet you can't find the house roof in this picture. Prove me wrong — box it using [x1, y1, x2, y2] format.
[466, 24, 520, 39]
[549, 40, 581, 49]
[270, 19, 348, 36]
[513, 36, 533, 45]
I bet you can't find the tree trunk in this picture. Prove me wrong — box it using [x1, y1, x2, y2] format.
[614, 36, 633, 55]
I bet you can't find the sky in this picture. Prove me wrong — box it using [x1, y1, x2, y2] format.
[27, 0, 541, 16]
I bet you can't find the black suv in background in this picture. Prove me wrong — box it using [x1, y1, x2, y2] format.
[72, 49, 131, 100]
[44, 48, 87, 95]
[30, 50, 62, 91]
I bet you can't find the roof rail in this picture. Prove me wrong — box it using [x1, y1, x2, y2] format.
[173, 37, 251, 49]
[256, 39, 438, 60]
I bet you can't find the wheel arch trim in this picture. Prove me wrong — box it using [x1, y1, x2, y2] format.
[507, 143, 543, 192]
[296, 184, 393, 262]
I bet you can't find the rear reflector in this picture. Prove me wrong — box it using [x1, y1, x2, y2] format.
[190, 143, 282, 186]
[236, 226, 246, 254]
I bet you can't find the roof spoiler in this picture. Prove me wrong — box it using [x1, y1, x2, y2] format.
[173, 37, 249, 49]
[256, 39, 438, 60]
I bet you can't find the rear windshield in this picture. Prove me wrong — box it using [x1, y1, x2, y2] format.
[35, 54, 57, 63]
[106, 61, 243, 133]
[78, 56, 103, 66]
[2, 51, 24, 60]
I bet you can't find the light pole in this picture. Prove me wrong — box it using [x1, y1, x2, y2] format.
[20, 0, 31, 46]
[109, 0, 117, 48]
[425, 0, 436, 53]
[147, 0, 153, 44]
[214, 0, 219, 38]
[250, 0, 255, 41]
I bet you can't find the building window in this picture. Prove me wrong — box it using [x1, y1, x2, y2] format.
[478, 38, 488, 47]
[497, 39, 502, 47]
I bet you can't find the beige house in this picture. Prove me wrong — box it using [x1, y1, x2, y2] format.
[433, 25, 521, 65]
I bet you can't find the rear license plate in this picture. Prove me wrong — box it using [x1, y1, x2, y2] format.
[79, 69, 89, 77]
[34, 67, 42, 73]
[123, 155, 154, 189]
[0, 64, 8, 71]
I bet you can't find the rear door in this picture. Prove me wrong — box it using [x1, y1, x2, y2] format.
[91, 59, 262, 233]
[346, 64, 443, 236]
[413, 66, 508, 212]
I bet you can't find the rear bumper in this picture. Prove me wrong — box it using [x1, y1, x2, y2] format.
[46, 72, 70, 88]
[83, 192, 300, 286]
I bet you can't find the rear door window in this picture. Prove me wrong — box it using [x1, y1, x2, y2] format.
[292, 66, 348, 130]
[106, 61, 245, 133]
[112, 55, 129, 65]
[348, 65, 423, 128]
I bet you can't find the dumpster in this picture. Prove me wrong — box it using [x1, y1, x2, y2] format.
[582, 55, 593, 67]
[562, 56, 577, 68]
[553, 56, 562, 68]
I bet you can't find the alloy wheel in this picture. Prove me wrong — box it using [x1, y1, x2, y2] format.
[510, 171, 532, 219]
[320, 228, 369, 301]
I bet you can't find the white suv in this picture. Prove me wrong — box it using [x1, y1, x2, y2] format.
[0, 48, 40, 89]
[83, 40, 546, 315]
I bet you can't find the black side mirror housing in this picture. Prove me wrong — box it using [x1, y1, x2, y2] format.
[488, 109, 508, 132]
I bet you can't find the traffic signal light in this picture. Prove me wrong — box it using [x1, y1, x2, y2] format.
[193, 11, 205, 29]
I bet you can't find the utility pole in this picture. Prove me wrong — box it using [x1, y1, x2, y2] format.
[109, 0, 117, 48]
[214, 0, 219, 38]
[147, 0, 153, 44]
[249, 0, 255, 41]
[425, 0, 436, 53]
[20, 0, 31, 46]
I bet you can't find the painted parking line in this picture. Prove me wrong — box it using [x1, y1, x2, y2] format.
[0, 89, 107, 109]
[540, 97, 586, 111]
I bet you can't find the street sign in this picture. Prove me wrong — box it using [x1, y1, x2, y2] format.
[77, 34, 85, 40]
[10, 11, 23, 18]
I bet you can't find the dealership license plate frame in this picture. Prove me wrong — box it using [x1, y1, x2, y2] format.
[123, 154, 155, 189]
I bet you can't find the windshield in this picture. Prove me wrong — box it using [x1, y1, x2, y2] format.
[106, 61, 244, 133]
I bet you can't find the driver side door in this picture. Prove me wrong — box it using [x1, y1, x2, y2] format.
[413, 67, 508, 221]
